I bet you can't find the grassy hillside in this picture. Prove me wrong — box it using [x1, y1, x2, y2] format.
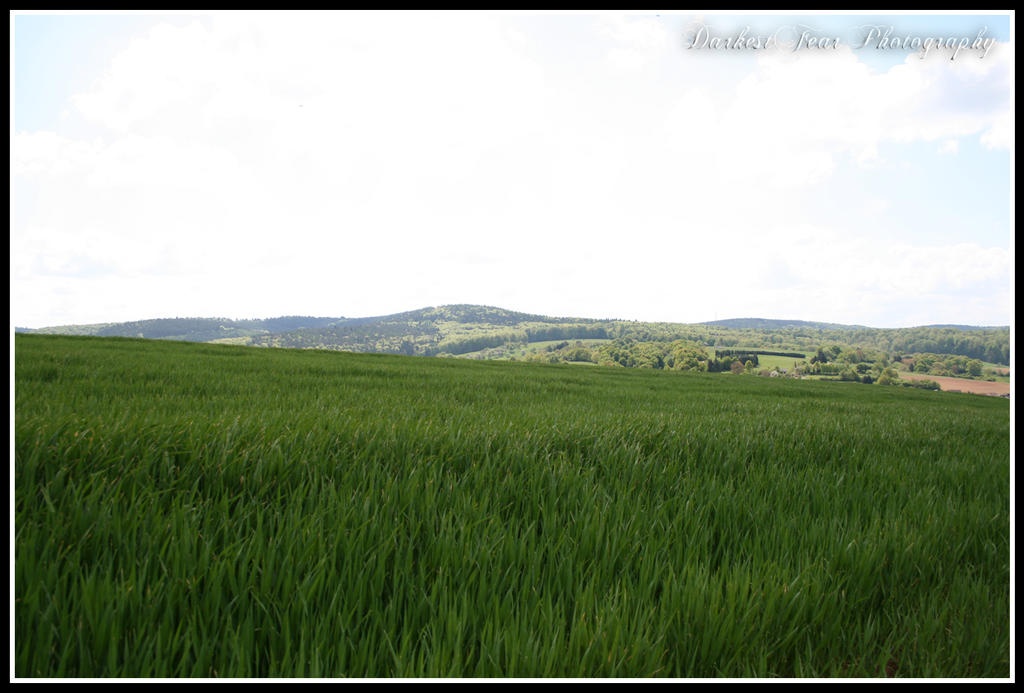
[14, 335, 1010, 677]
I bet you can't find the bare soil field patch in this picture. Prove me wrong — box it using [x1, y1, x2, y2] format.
[900, 373, 1010, 396]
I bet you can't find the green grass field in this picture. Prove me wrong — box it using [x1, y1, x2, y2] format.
[751, 353, 807, 372]
[14, 335, 1010, 678]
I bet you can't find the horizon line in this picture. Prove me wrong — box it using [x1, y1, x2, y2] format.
[12, 303, 1013, 333]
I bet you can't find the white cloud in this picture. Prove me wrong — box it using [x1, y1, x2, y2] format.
[694, 231, 1012, 326]
[11, 13, 1013, 328]
[662, 39, 1012, 190]
[597, 15, 671, 72]
[980, 109, 1013, 149]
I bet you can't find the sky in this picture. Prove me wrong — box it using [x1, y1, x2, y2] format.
[10, 10, 1014, 329]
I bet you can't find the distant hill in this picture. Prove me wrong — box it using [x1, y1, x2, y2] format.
[17, 305, 1011, 365]
[27, 316, 344, 342]
[701, 318, 868, 331]
[918, 324, 1010, 331]
[246, 305, 613, 355]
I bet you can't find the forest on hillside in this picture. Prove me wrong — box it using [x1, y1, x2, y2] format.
[24, 305, 1010, 366]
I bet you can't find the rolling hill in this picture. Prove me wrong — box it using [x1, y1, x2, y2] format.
[19, 304, 1011, 365]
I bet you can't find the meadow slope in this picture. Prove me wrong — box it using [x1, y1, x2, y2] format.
[14, 335, 1010, 678]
